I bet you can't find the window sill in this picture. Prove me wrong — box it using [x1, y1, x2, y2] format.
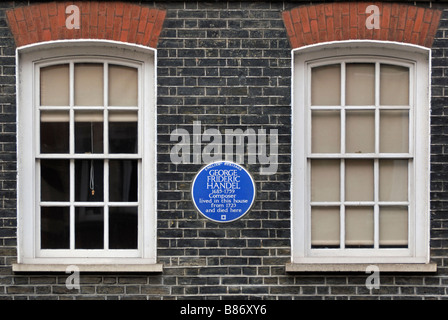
[285, 263, 437, 273]
[12, 263, 163, 273]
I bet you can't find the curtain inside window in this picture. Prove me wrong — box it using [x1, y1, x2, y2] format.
[311, 207, 340, 247]
[311, 64, 341, 106]
[109, 65, 138, 106]
[74, 63, 104, 106]
[380, 64, 409, 106]
[40, 64, 70, 106]
[346, 63, 375, 106]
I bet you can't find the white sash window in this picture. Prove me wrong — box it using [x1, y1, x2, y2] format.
[292, 42, 431, 265]
[16, 41, 158, 270]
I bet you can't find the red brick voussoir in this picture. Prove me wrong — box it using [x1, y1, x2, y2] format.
[6, 1, 166, 49]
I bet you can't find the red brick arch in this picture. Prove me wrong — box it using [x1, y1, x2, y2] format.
[6, 1, 166, 48]
[282, 2, 442, 49]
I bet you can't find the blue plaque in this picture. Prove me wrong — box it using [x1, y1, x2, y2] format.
[191, 161, 256, 223]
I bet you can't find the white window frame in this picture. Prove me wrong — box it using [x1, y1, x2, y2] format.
[15, 40, 159, 270]
[291, 41, 431, 266]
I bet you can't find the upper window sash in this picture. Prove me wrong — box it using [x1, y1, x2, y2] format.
[306, 58, 415, 159]
[307, 57, 414, 107]
[35, 58, 143, 160]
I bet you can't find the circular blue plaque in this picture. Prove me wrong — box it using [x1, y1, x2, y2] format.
[191, 161, 256, 223]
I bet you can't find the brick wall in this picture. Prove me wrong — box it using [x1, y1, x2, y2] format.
[0, 1, 17, 282]
[156, 1, 291, 299]
[0, 0, 448, 300]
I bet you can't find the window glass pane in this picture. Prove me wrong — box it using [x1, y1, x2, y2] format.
[312, 111, 340, 153]
[41, 207, 70, 249]
[346, 110, 375, 154]
[109, 207, 138, 249]
[75, 160, 104, 202]
[109, 160, 138, 202]
[75, 207, 104, 249]
[345, 160, 374, 202]
[346, 63, 375, 106]
[41, 160, 70, 202]
[380, 110, 409, 153]
[40, 64, 69, 106]
[74, 63, 104, 106]
[109, 65, 138, 106]
[345, 207, 374, 247]
[311, 160, 340, 202]
[311, 207, 340, 247]
[379, 160, 408, 202]
[40, 111, 69, 154]
[379, 206, 408, 247]
[109, 111, 138, 154]
[75, 111, 104, 154]
[380, 64, 409, 106]
[311, 64, 341, 106]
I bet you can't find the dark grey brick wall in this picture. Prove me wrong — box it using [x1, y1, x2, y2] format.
[156, 1, 292, 300]
[429, 7, 448, 280]
[0, 0, 448, 300]
[0, 1, 17, 283]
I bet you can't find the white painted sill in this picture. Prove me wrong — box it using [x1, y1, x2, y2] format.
[285, 263, 438, 273]
[12, 264, 164, 273]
